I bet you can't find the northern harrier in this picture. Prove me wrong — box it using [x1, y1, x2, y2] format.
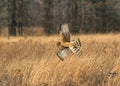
[56, 24, 81, 61]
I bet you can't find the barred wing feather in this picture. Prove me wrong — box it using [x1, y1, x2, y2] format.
[70, 38, 81, 55]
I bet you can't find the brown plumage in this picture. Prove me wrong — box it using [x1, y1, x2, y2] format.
[56, 24, 81, 61]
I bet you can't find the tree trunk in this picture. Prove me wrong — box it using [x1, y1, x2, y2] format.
[8, 0, 17, 36]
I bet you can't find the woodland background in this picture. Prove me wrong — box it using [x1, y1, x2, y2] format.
[0, 0, 120, 35]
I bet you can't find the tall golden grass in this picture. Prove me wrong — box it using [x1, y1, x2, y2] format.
[0, 34, 120, 86]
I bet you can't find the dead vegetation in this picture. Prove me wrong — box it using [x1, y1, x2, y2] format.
[0, 34, 120, 86]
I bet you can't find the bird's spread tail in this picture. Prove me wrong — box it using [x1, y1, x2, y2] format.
[70, 38, 81, 55]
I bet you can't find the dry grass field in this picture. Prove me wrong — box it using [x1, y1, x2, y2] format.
[0, 34, 120, 86]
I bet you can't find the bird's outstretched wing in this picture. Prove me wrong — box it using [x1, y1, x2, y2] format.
[60, 24, 70, 42]
[69, 38, 81, 55]
[57, 48, 69, 61]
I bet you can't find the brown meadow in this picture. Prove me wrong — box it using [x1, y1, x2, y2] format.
[0, 34, 120, 86]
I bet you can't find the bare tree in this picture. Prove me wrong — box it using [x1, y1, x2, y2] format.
[8, 0, 17, 36]
[16, 0, 24, 35]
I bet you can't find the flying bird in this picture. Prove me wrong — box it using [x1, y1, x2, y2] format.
[56, 24, 81, 61]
